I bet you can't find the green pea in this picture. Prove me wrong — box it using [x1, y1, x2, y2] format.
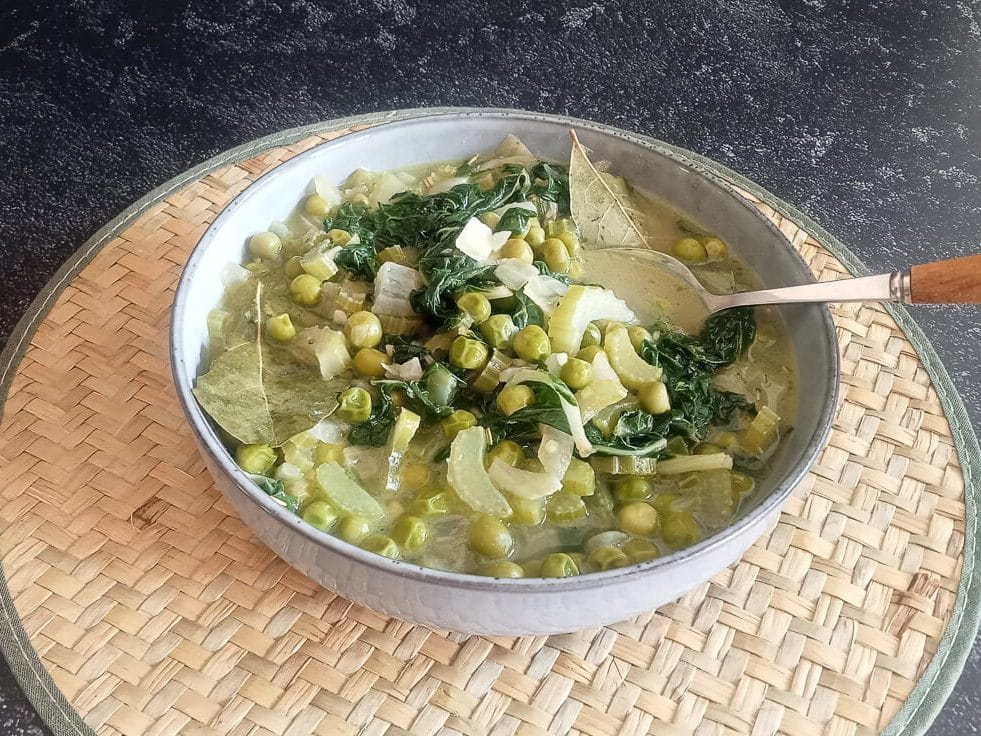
[361, 535, 400, 559]
[338, 515, 373, 543]
[617, 502, 659, 536]
[496, 384, 534, 416]
[486, 440, 524, 468]
[577, 345, 604, 363]
[623, 538, 660, 563]
[344, 311, 383, 349]
[235, 443, 277, 474]
[449, 336, 489, 370]
[424, 364, 459, 406]
[468, 514, 514, 558]
[304, 194, 331, 218]
[546, 493, 587, 523]
[672, 237, 707, 263]
[456, 292, 492, 323]
[557, 231, 581, 259]
[266, 313, 296, 343]
[337, 387, 372, 424]
[302, 501, 337, 531]
[525, 226, 546, 248]
[638, 382, 670, 415]
[441, 409, 477, 440]
[391, 516, 429, 553]
[290, 273, 323, 306]
[326, 228, 352, 245]
[249, 231, 282, 259]
[541, 552, 579, 578]
[614, 477, 651, 505]
[542, 238, 571, 273]
[560, 358, 593, 390]
[479, 314, 517, 350]
[661, 511, 703, 549]
[480, 560, 525, 578]
[589, 545, 630, 571]
[580, 323, 603, 349]
[500, 239, 535, 264]
[651, 493, 683, 514]
[512, 325, 551, 362]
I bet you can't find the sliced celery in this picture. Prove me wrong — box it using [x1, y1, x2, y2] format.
[446, 427, 513, 518]
[741, 406, 780, 455]
[314, 462, 384, 518]
[488, 459, 562, 499]
[548, 285, 637, 355]
[656, 453, 733, 475]
[603, 324, 663, 391]
[589, 455, 657, 475]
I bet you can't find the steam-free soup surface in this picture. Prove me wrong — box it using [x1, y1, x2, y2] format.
[194, 134, 797, 578]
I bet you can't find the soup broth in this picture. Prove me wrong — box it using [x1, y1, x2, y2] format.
[194, 135, 797, 578]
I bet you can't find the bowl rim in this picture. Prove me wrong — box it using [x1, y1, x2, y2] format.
[170, 108, 840, 592]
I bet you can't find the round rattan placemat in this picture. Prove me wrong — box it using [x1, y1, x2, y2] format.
[0, 110, 978, 736]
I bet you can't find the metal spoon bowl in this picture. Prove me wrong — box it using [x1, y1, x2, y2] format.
[584, 248, 981, 314]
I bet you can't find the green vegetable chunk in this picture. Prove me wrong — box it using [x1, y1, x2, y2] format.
[236, 443, 276, 474]
[450, 336, 489, 370]
[662, 511, 703, 549]
[541, 553, 579, 578]
[337, 387, 372, 424]
[302, 501, 338, 531]
[468, 514, 514, 558]
[314, 463, 384, 518]
[446, 427, 512, 518]
[512, 325, 551, 362]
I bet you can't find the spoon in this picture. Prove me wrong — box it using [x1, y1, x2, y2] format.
[584, 249, 981, 314]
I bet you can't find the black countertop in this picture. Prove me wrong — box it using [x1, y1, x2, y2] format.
[1, 2, 978, 734]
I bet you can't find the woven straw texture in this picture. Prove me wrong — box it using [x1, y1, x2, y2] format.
[0, 128, 967, 736]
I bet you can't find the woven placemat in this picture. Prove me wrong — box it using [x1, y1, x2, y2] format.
[0, 110, 978, 736]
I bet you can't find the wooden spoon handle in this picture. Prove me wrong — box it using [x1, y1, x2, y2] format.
[909, 254, 981, 304]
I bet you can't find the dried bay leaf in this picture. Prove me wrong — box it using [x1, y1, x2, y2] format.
[192, 342, 344, 447]
[568, 130, 650, 250]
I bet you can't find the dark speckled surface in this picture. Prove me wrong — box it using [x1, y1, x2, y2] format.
[1, 2, 979, 734]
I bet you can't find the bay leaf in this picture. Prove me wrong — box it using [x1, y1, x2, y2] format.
[568, 130, 650, 250]
[192, 341, 344, 447]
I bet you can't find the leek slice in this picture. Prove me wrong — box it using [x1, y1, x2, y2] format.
[446, 427, 513, 518]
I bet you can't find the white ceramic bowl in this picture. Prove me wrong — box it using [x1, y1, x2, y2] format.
[171, 110, 839, 635]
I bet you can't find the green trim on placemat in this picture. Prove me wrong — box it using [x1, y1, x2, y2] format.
[0, 108, 976, 736]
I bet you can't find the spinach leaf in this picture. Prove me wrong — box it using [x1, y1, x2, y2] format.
[250, 475, 301, 515]
[410, 261, 499, 323]
[637, 307, 758, 443]
[529, 161, 570, 215]
[480, 382, 571, 444]
[495, 207, 535, 236]
[348, 387, 396, 447]
[376, 363, 464, 420]
[334, 241, 379, 281]
[381, 335, 431, 364]
[584, 410, 672, 455]
[510, 288, 545, 328]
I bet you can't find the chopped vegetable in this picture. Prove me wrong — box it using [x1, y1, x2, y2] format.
[548, 285, 636, 355]
[446, 427, 513, 518]
[314, 463, 384, 518]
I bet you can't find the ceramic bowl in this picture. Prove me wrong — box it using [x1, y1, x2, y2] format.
[171, 110, 839, 635]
